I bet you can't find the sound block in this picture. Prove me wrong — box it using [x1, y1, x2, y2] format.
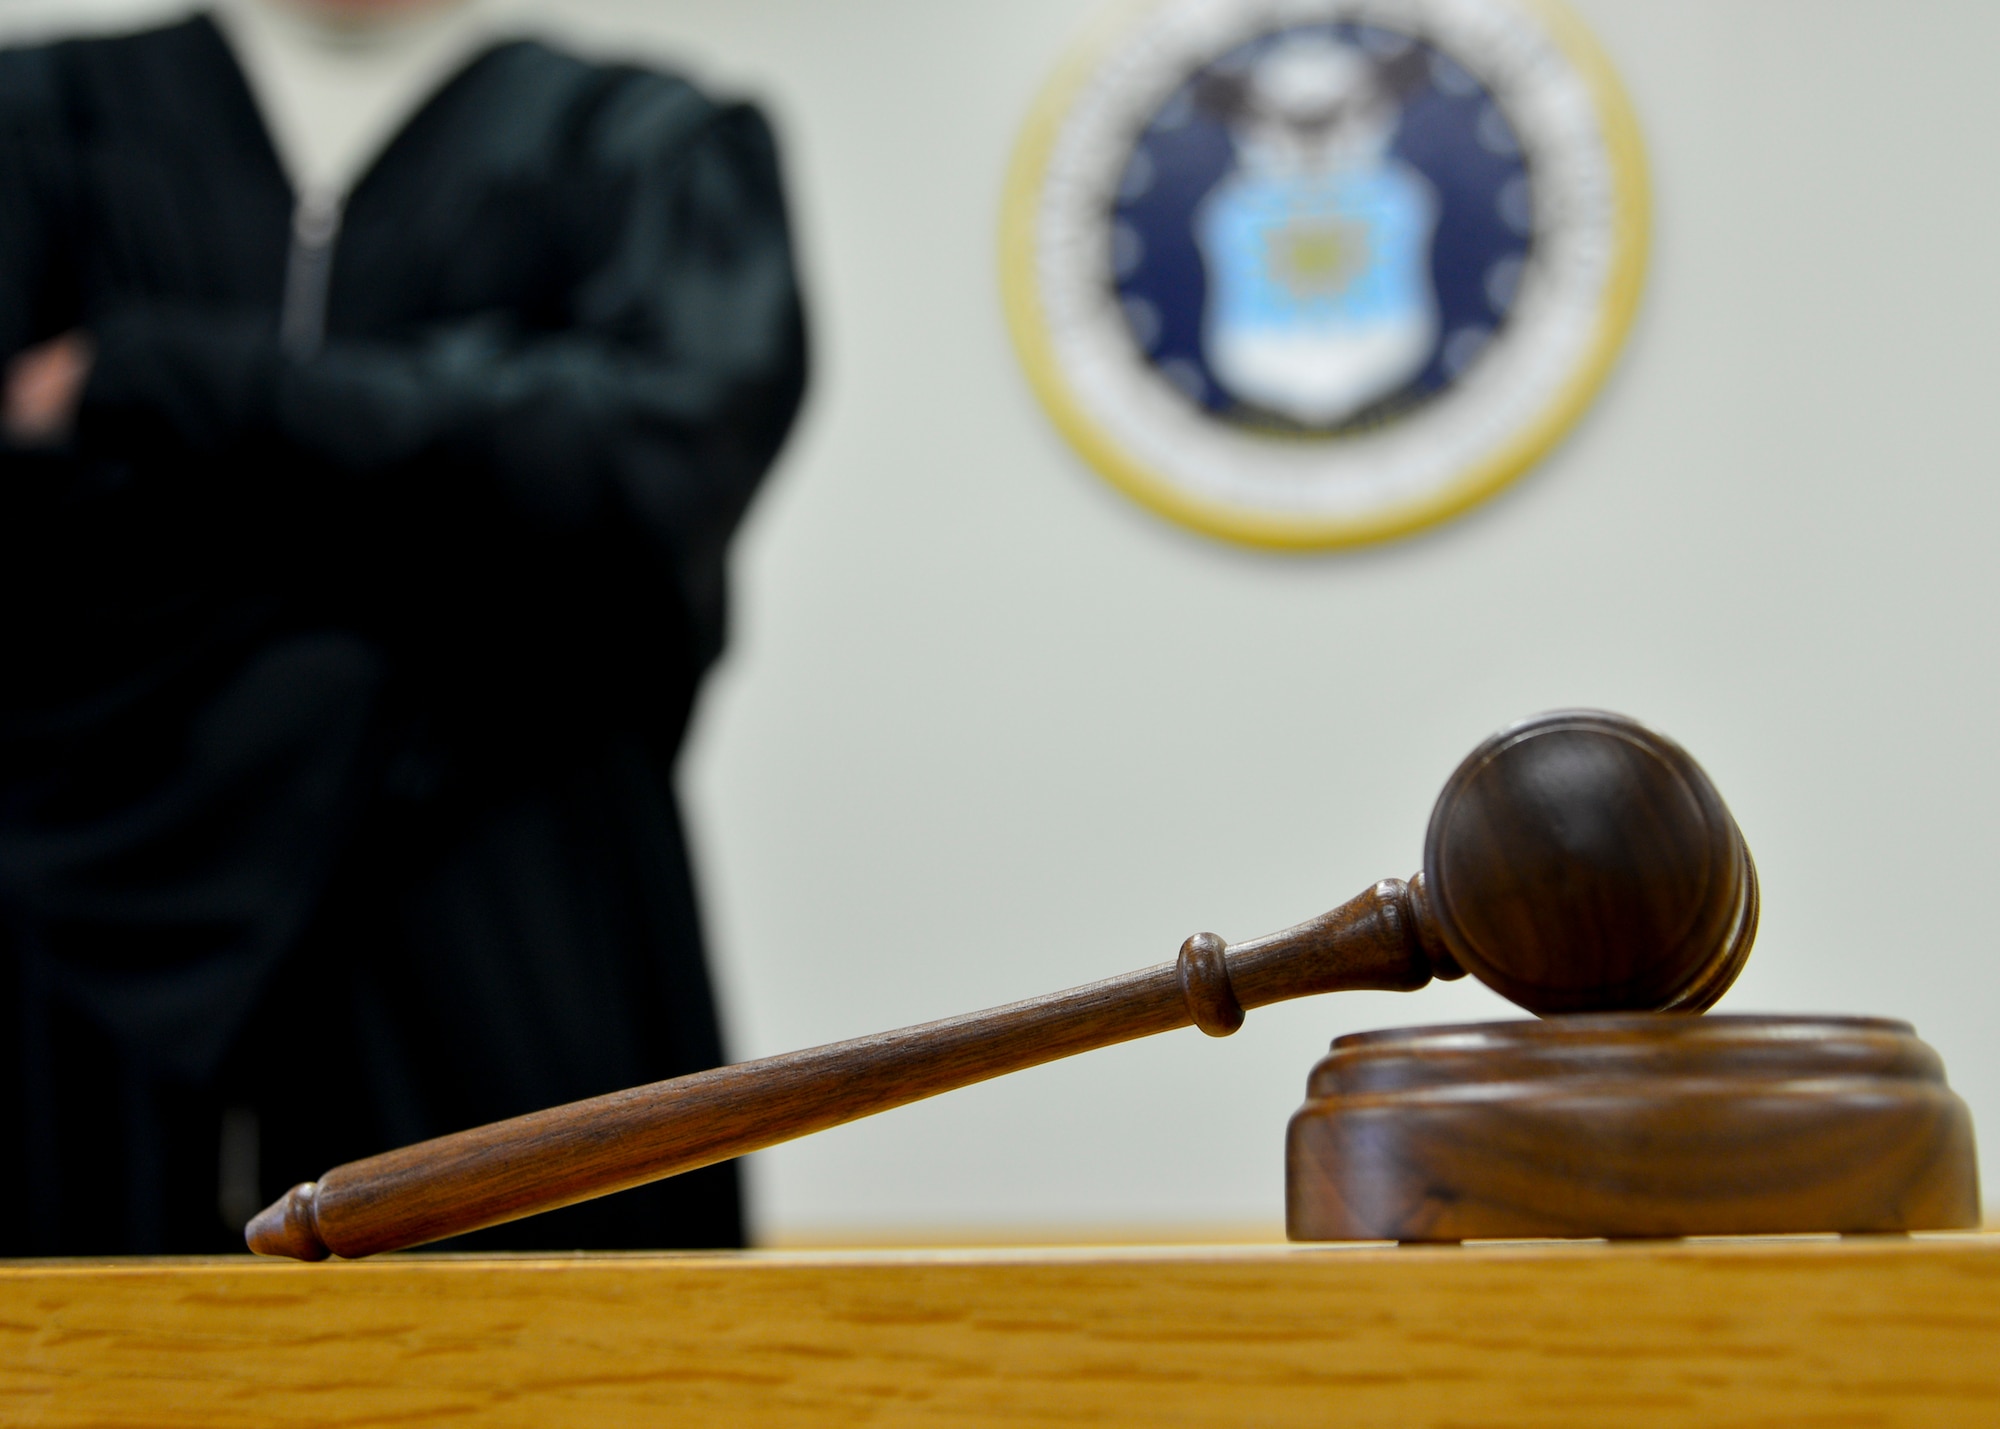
[1287, 1014, 1980, 1241]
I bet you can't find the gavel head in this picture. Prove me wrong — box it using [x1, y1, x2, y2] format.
[1420, 710, 1758, 1015]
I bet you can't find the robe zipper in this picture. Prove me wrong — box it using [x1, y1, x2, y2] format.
[280, 191, 342, 358]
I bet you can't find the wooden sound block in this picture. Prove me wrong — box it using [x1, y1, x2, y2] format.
[1287, 1014, 1981, 1241]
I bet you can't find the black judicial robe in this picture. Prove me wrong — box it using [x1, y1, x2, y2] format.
[0, 16, 806, 1254]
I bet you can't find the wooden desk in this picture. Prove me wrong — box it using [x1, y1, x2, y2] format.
[4, 1235, 1997, 1427]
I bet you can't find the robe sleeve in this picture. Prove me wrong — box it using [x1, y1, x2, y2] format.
[74, 83, 807, 664]
[0, 48, 75, 366]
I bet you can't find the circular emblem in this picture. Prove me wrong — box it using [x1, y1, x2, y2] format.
[1001, 0, 1648, 548]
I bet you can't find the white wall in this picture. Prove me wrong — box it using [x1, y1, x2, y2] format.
[9, 0, 1997, 1239]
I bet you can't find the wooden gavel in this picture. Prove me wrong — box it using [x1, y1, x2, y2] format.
[249, 709, 1758, 1259]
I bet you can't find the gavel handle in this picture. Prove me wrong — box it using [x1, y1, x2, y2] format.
[249, 877, 1448, 1259]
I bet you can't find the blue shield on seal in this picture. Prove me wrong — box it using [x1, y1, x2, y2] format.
[1192, 39, 1441, 426]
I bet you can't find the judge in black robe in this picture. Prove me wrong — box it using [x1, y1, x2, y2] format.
[0, 14, 807, 1255]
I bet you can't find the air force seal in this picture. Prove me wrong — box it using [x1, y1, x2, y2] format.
[1002, 0, 1648, 548]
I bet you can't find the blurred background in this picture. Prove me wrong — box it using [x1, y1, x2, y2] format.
[7, 0, 1995, 1241]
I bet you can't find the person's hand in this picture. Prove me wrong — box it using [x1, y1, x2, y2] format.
[4, 330, 94, 446]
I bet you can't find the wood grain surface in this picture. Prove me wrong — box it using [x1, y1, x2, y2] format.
[1288, 1013, 1982, 1240]
[5, 1236, 1998, 1427]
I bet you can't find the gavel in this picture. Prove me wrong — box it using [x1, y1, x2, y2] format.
[251, 709, 1972, 1258]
